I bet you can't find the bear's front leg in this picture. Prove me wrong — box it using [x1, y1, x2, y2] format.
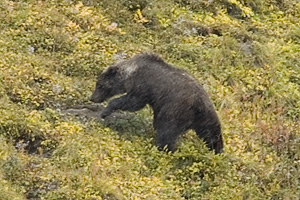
[101, 94, 146, 118]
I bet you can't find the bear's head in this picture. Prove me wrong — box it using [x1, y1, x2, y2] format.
[90, 66, 125, 103]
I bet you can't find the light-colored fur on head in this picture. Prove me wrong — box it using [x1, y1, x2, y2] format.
[116, 59, 138, 78]
[104, 52, 161, 79]
[102, 59, 138, 81]
[117, 52, 161, 78]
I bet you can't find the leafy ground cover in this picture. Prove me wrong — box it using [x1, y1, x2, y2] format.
[0, 0, 299, 199]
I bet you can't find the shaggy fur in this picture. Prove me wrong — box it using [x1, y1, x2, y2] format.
[90, 53, 223, 153]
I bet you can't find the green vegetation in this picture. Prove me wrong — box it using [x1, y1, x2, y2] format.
[0, 0, 299, 199]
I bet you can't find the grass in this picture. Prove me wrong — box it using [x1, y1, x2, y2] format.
[0, 0, 299, 199]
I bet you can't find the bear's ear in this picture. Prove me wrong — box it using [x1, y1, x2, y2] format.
[104, 67, 118, 78]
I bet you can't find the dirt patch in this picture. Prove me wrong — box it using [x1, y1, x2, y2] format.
[62, 104, 135, 124]
[14, 134, 57, 157]
[62, 104, 153, 137]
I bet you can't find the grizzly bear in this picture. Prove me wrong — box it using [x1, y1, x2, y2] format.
[90, 53, 223, 153]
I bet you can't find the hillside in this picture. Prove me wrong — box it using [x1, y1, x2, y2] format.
[0, 0, 299, 199]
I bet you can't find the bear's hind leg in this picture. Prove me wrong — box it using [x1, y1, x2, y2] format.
[194, 125, 223, 154]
